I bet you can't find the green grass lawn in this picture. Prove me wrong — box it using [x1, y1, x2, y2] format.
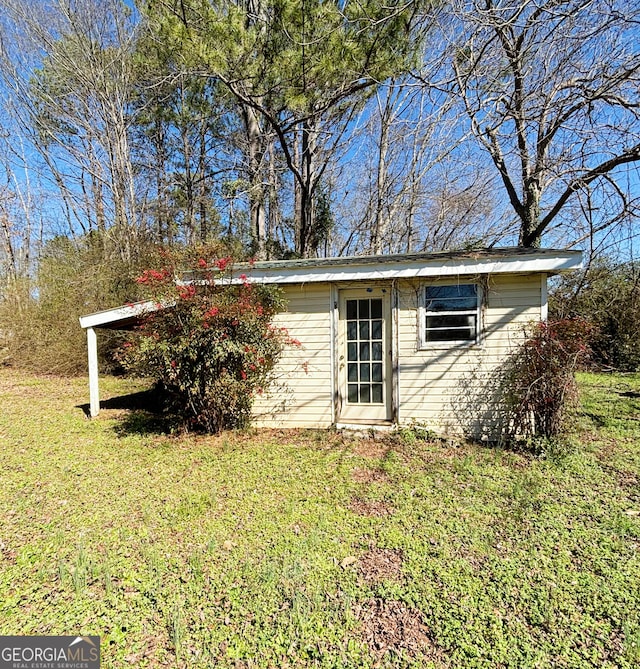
[0, 370, 639, 668]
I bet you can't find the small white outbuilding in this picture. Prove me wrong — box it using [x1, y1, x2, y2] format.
[80, 247, 582, 437]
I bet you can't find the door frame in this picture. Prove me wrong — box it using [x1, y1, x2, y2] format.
[332, 283, 395, 424]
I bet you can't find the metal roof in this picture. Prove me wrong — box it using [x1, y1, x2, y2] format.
[189, 247, 582, 285]
[242, 246, 578, 271]
[80, 247, 582, 329]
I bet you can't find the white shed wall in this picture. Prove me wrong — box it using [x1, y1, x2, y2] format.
[252, 283, 334, 428]
[396, 273, 542, 436]
[253, 274, 543, 436]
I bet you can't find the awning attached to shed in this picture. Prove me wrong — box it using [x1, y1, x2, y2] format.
[78, 301, 165, 418]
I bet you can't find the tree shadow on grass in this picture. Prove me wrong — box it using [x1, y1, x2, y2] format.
[582, 411, 609, 428]
[77, 385, 179, 435]
[114, 409, 177, 436]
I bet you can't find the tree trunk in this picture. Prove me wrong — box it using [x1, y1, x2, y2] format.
[295, 118, 316, 257]
[198, 122, 209, 243]
[519, 182, 542, 247]
[245, 105, 266, 258]
[293, 125, 302, 255]
[371, 102, 390, 255]
[266, 137, 279, 259]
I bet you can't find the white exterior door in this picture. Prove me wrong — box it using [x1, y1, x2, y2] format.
[338, 287, 392, 423]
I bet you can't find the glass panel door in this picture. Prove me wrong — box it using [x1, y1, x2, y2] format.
[338, 288, 392, 422]
[346, 298, 384, 405]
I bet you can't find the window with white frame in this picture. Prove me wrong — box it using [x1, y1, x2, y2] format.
[421, 283, 481, 346]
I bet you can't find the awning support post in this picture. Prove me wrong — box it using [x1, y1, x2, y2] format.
[87, 326, 100, 417]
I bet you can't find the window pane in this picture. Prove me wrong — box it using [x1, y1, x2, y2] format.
[427, 315, 475, 329]
[359, 385, 371, 403]
[426, 285, 476, 299]
[371, 384, 383, 403]
[371, 320, 382, 340]
[370, 299, 382, 319]
[372, 341, 383, 360]
[359, 321, 370, 340]
[372, 363, 383, 382]
[426, 285, 477, 311]
[360, 364, 370, 382]
[359, 342, 370, 361]
[425, 314, 476, 342]
[348, 343, 357, 361]
[358, 300, 370, 319]
[347, 321, 357, 341]
[346, 300, 357, 320]
[348, 384, 358, 403]
[348, 363, 358, 382]
[427, 296, 478, 311]
[426, 328, 475, 342]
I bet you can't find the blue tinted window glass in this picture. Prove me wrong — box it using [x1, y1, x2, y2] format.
[426, 284, 477, 311]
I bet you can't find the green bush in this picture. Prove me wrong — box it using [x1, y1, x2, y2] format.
[500, 318, 592, 442]
[119, 256, 288, 432]
[550, 259, 640, 371]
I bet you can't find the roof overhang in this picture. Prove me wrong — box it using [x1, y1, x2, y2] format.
[80, 248, 582, 330]
[79, 300, 171, 330]
[191, 247, 583, 286]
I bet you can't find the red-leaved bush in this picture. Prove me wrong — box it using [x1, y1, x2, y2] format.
[501, 318, 592, 440]
[119, 256, 286, 432]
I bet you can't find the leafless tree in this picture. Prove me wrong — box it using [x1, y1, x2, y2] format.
[447, 0, 640, 248]
[332, 73, 505, 256]
[0, 0, 146, 255]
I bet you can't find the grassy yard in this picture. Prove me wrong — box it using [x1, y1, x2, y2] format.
[0, 370, 639, 668]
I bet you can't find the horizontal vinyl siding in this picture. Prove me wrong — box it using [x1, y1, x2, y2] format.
[252, 283, 333, 428]
[249, 274, 545, 434]
[396, 274, 542, 437]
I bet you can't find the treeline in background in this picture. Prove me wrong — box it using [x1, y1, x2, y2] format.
[0, 0, 639, 374]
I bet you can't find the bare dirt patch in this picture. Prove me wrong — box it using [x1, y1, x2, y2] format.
[352, 438, 392, 459]
[617, 470, 639, 496]
[355, 598, 444, 665]
[358, 548, 404, 583]
[349, 497, 393, 517]
[351, 467, 391, 484]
